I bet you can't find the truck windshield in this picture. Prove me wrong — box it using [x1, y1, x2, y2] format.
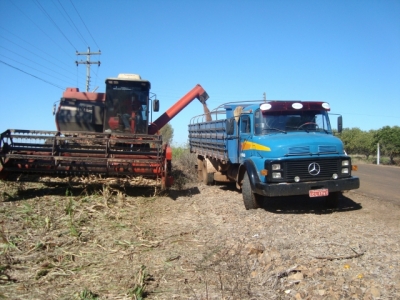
[254, 109, 332, 135]
[104, 82, 148, 134]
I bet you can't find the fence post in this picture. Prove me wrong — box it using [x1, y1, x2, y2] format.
[377, 143, 380, 165]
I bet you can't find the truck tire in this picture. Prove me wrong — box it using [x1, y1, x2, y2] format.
[242, 171, 262, 210]
[325, 191, 341, 208]
[202, 159, 214, 185]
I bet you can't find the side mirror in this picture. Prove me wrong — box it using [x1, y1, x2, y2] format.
[153, 99, 159, 112]
[337, 116, 343, 133]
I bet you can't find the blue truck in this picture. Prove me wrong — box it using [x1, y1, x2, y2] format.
[188, 100, 360, 209]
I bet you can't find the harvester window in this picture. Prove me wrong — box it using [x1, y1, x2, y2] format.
[104, 83, 149, 134]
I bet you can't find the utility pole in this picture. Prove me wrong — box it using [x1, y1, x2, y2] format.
[75, 47, 101, 92]
[263, 92, 266, 101]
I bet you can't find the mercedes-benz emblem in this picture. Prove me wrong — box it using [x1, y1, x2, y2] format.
[308, 162, 321, 176]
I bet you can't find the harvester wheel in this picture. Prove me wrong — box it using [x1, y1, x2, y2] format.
[202, 159, 214, 185]
[161, 159, 169, 191]
[242, 171, 262, 210]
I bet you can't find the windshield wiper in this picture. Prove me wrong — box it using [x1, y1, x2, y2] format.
[302, 128, 330, 134]
[263, 127, 287, 134]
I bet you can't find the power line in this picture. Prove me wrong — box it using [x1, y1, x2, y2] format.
[0, 45, 77, 81]
[33, 0, 77, 51]
[54, 0, 89, 47]
[3, 0, 102, 90]
[69, 0, 101, 50]
[1, 53, 76, 85]
[7, 0, 75, 59]
[0, 26, 85, 77]
[0, 35, 81, 79]
[341, 112, 400, 119]
[0, 60, 64, 90]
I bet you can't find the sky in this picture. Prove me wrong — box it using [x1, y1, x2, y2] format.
[0, 0, 399, 146]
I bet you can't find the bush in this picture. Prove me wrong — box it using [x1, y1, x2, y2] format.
[171, 145, 198, 189]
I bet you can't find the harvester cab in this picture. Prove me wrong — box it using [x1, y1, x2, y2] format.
[104, 74, 151, 134]
[55, 74, 153, 135]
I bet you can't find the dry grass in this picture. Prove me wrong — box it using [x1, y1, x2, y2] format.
[1, 151, 400, 299]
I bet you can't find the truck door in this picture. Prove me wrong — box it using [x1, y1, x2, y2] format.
[239, 114, 252, 163]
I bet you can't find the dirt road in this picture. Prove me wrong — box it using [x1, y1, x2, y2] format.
[356, 164, 400, 205]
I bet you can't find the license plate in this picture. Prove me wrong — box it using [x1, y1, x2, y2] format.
[309, 189, 329, 197]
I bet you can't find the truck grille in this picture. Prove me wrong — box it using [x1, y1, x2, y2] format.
[284, 159, 340, 181]
[285, 159, 339, 181]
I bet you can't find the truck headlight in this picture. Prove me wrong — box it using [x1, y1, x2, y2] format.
[272, 164, 281, 170]
[342, 160, 349, 166]
[272, 172, 281, 179]
[341, 168, 349, 174]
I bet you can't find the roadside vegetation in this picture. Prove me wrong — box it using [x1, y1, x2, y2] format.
[338, 126, 400, 166]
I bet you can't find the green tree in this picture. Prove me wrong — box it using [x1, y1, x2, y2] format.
[339, 128, 362, 154]
[356, 130, 376, 159]
[160, 123, 174, 145]
[339, 128, 376, 158]
[375, 126, 400, 165]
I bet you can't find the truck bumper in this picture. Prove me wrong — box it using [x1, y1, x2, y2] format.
[254, 176, 360, 197]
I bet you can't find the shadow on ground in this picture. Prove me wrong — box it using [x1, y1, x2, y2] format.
[258, 193, 362, 215]
[215, 183, 362, 215]
[1, 180, 201, 202]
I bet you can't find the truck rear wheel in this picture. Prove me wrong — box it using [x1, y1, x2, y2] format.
[325, 191, 341, 208]
[242, 171, 262, 210]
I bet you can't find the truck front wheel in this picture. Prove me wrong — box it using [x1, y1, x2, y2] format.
[242, 171, 262, 210]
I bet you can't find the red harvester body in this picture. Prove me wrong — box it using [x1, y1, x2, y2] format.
[0, 74, 208, 189]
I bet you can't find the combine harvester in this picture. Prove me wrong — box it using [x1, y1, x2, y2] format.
[0, 74, 208, 189]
